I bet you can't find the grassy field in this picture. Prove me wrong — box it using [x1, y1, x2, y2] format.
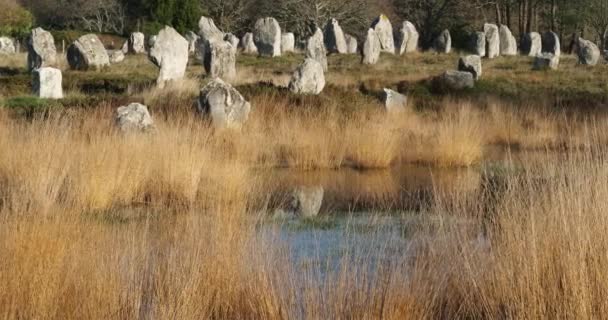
[1, 49, 608, 318]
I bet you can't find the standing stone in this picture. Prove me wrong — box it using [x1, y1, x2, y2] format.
[499, 25, 517, 56]
[109, 50, 125, 63]
[128, 32, 146, 54]
[289, 186, 324, 218]
[241, 33, 258, 54]
[185, 31, 199, 54]
[27, 28, 57, 71]
[198, 78, 251, 129]
[0, 37, 16, 54]
[542, 31, 561, 57]
[198, 16, 224, 59]
[305, 28, 328, 71]
[396, 21, 419, 55]
[324, 18, 347, 54]
[148, 35, 158, 49]
[120, 40, 128, 54]
[224, 33, 240, 49]
[577, 38, 600, 66]
[383, 89, 407, 113]
[281, 33, 295, 53]
[33, 67, 63, 99]
[115, 103, 155, 132]
[288, 58, 325, 95]
[149, 26, 189, 87]
[204, 40, 236, 81]
[434, 71, 475, 90]
[254, 17, 282, 57]
[67, 34, 110, 70]
[458, 55, 482, 80]
[371, 15, 395, 53]
[521, 32, 542, 56]
[533, 53, 559, 70]
[345, 34, 358, 54]
[433, 29, 452, 54]
[470, 32, 486, 56]
[484, 23, 500, 59]
[362, 28, 381, 65]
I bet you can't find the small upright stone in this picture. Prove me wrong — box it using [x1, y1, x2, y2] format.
[484, 23, 500, 59]
[115, 103, 155, 133]
[470, 32, 486, 56]
[224, 33, 240, 49]
[289, 186, 324, 218]
[241, 33, 258, 54]
[198, 78, 251, 129]
[33, 67, 63, 99]
[185, 31, 200, 54]
[281, 33, 295, 53]
[149, 26, 189, 87]
[383, 89, 407, 113]
[499, 25, 517, 56]
[361, 28, 381, 65]
[433, 29, 451, 54]
[254, 17, 282, 57]
[345, 34, 358, 54]
[533, 53, 559, 70]
[0, 37, 16, 54]
[109, 50, 125, 63]
[288, 58, 325, 95]
[129, 32, 146, 54]
[371, 14, 395, 53]
[305, 28, 327, 71]
[396, 21, 419, 55]
[67, 34, 110, 70]
[27, 27, 57, 71]
[577, 38, 600, 66]
[434, 71, 475, 91]
[204, 40, 236, 81]
[458, 55, 482, 80]
[521, 32, 542, 56]
[542, 31, 560, 57]
[324, 18, 347, 54]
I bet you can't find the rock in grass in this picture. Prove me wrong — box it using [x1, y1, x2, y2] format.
[241, 32, 258, 54]
[499, 25, 517, 56]
[33, 67, 63, 99]
[197, 16, 224, 59]
[0, 37, 16, 54]
[109, 50, 125, 63]
[185, 31, 199, 54]
[521, 32, 542, 57]
[383, 88, 407, 113]
[345, 34, 358, 54]
[470, 32, 486, 57]
[324, 18, 347, 54]
[484, 23, 500, 59]
[27, 27, 57, 72]
[149, 26, 189, 87]
[289, 186, 324, 218]
[224, 33, 240, 49]
[371, 14, 395, 53]
[128, 32, 146, 54]
[458, 55, 482, 80]
[281, 32, 295, 53]
[203, 40, 236, 81]
[533, 53, 559, 70]
[577, 38, 600, 66]
[434, 70, 475, 91]
[305, 28, 328, 71]
[396, 21, 419, 55]
[198, 78, 251, 129]
[362, 28, 381, 65]
[254, 17, 282, 57]
[433, 29, 452, 54]
[542, 31, 560, 57]
[115, 103, 155, 132]
[289, 58, 325, 95]
[67, 34, 110, 70]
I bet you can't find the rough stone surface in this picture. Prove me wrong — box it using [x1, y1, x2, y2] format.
[27, 28, 57, 71]
[471, 32, 486, 56]
[458, 55, 482, 80]
[433, 29, 452, 54]
[109, 50, 125, 63]
[533, 53, 559, 70]
[115, 103, 155, 132]
[371, 15, 395, 53]
[148, 35, 158, 49]
[542, 31, 561, 57]
[33, 67, 63, 99]
[198, 16, 223, 41]
[345, 34, 358, 54]
[521, 32, 542, 56]
[362, 28, 381, 65]
[204, 40, 236, 80]
[149, 26, 189, 87]
[305, 28, 328, 71]
[185, 31, 199, 54]
[224, 33, 240, 49]
[434, 70, 475, 90]
[0, 37, 16, 54]
[383, 89, 407, 113]
[241, 32, 258, 54]
[484, 23, 500, 59]
[198, 78, 251, 129]
[577, 38, 600, 66]
[396, 21, 419, 55]
[324, 18, 347, 54]
[281, 32, 295, 53]
[288, 58, 325, 95]
[129, 32, 146, 54]
[499, 25, 517, 56]
[289, 186, 324, 218]
[254, 17, 282, 57]
[67, 34, 110, 70]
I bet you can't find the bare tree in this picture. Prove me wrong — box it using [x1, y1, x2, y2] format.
[78, 0, 126, 34]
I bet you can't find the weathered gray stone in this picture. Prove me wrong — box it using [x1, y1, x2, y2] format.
[542, 31, 560, 57]
[396, 21, 419, 55]
[281, 32, 295, 53]
[371, 15, 395, 53]
[148, 35, 158, 49]
[27, 28, 57, 71]
[484, 23, 500, 59]
[198, 78, 251, 129]
[383, 89, 407, 113]
[198, 16, 223, 41]
[33, 67, 63, 99]
[362, 28, 381, 65]
[521, 32, 542, 56]
[67, 34, 110, 70]
[224, 33, 240, 49]
[499, 25, 517, 56]
[458, 55, 482, 80]
[345, 34, 358, 54]
[470, 32, 486, 56]
[434, 70, 475, 90]
[288, 58, 325, 95]
[204, 40, 236, 81]
[324, 18, 347, 54]
[149, 26, 189, 87]
[289, 186, 324, 218]
[185, 31, 199, 54]
[241, 33, 258, 54]
[120, 40, 128, 54]
[433, 29, 452, 54]
[109, 50, 125, 63]
[533, 53, 559, 70]
[115, 103, 155, 132]
[305, 28, 328, 71]
[129, 32, 146, 54]
[577, 38, 600, 66]
[0, 37, 16, 54]
[254, 17, 282, 57]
